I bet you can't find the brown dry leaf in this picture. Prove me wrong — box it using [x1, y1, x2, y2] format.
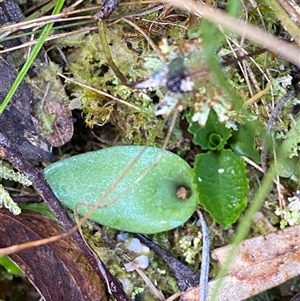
[181, 225, 300, 301]
[42, 100, 74, 147]
[0, 209, 106, 301]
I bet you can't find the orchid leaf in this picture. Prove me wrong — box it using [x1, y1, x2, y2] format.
[44, 146, 198, 234]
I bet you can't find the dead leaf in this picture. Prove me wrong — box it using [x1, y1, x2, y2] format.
[0, 209, 107, 301]
[181, 225, 300, 301]
[40, 100, 74, 147]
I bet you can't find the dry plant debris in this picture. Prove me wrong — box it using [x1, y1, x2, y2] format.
[182, 225, 300, 301]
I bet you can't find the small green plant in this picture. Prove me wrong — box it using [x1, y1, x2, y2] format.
[275, 192, 300, 228]
[0, 184, 21, 215]
[188, 110, 256, 228]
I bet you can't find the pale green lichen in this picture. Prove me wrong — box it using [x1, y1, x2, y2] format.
[0, 165, 32, 186]
[275, 192, 300, 228]
[0, 184, 21, 215]
[177, 234, 202, 265]
[0, 164, 31, 215]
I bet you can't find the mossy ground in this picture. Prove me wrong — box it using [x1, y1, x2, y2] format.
[1, 0, 300, 300]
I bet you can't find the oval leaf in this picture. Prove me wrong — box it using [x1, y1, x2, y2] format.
[44, 146, 198, 234]
[194, 150, 248, 228]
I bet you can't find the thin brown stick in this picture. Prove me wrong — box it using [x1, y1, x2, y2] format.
[0, 26, 97, 54]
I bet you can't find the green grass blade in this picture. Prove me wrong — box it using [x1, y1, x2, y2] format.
[0, 0, 66, 114]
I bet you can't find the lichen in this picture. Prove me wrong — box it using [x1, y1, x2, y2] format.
[0, 184, 21, 215]
[275, 192, 300, 228]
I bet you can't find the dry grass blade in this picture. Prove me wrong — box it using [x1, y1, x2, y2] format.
[278, 0, 300, 24]
[160, 0, 300, 65]
[0, 26, 97, 54]
[265, 0, 300, 47]
[57, 72, 141, 111]
[0, 6, 97, 34]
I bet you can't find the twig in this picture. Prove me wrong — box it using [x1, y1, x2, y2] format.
[164, 292, 182, 301]
[94, 0, 122, 19]
[290, 292, 300, 301]
[261, 89, 295, 171]
[267, 90, 295, 134]
[0, 131, 131, 301]
[197, 210, 210, 301]
[12, 195, 43, 204]
[266, 0, 300, 46]
[134, 234, 199, 291]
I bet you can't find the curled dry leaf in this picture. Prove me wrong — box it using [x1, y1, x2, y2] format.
[0, 209, 106, 301]
[181, 225, 300, 301]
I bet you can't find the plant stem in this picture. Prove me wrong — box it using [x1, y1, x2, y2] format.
[97, 20, 128, 84]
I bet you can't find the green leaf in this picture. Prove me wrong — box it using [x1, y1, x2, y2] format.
[194, 150, 248, 228]
[20, 203, 57, 220]
[187, 110, 232, 150]
[44, 146, 198, 234]
[276, 156, 300, 181]
[228, 124, 261, 164]
[0, 256, 23, 276]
